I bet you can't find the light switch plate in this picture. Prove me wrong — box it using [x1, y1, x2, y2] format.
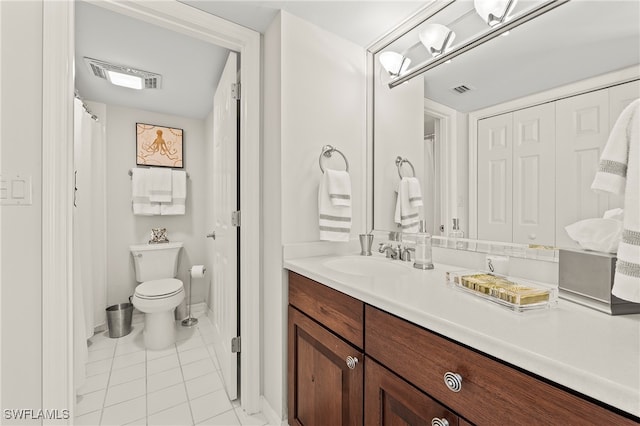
[0, 174, 32, 205]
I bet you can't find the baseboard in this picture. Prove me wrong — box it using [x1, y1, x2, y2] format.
[261, 396, 287, 426]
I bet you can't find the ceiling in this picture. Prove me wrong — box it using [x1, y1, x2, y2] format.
[75, 1, 428, 120]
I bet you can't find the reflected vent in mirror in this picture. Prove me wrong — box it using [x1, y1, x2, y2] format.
[451, 84, 473, 94]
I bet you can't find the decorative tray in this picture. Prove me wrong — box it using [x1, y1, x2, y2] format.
[446, 270, 557, 312]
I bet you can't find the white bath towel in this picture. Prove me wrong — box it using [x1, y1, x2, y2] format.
[149, 167, 173, 203]
[591, 98, 640, 302]
[319, 172, 351, 241]
[406, 177, 423, 207]
[160, 170, 187, 215]
[131, 168, 160, 215]
[394, 178, 420, 233]
[326, 169, 352, 207]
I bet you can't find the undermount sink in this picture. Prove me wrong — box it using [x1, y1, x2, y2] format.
[322, 255, 411, 277]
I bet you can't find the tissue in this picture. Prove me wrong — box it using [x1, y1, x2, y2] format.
[565, 218, 623, 253]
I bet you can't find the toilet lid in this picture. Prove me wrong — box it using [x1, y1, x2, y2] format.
[135, 278, 183, 299]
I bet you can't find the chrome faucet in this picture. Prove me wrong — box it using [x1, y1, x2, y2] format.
[400, 246, 415, 262]
[378, 243, 399, 259]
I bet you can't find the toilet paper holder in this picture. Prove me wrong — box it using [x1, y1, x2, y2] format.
[182, 265, 206, 327]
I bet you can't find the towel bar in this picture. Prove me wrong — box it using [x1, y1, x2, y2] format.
[129, 168, 189, 178]
[395, 156, 415, 179]
[319, 145, 349, 173]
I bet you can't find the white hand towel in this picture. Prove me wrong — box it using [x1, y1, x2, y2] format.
[326, 169, 352, 207]
[406, 177, 423, 207]
[160, 170, 187, 215]
[394, 178, 420, 233]
[319, 172, 351, 241]
[131, 168, 160, 215]
[149, 167, 173, 203]
[591, 98, 640, 302]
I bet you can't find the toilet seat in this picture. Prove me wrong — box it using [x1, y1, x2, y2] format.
[135, 278, 183, 300]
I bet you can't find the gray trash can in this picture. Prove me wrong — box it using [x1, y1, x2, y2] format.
[106, 303, 133, 338]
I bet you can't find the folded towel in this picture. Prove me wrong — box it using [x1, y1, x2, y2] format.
[406, 177, 423, 207]
[160, 170, 187, 215]
[592, 98, 640, 302]
[131, 168, 160, 215]
[394, 178, 420, 233]
[326, 169, 352, 207]
[149, 167, 172, 203]
[319, 172, 351, 241]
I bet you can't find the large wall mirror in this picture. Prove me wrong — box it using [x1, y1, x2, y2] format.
[369, 0, 640, 252]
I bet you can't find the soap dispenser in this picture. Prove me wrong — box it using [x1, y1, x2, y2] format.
[449, 218, 465, 249]
[413, 227, 434, 270]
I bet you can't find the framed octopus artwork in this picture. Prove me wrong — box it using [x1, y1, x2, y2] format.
[136, 122, 184, 168]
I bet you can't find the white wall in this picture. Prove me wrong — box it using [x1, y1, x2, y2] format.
[104, 105, 209, 307]
[0, 1, 43, 419]
[262, 11, 366, 421]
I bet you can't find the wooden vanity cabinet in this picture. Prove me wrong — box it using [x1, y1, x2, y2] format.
[366, 305, 636, 426]
[288, 272, 636, 426]
[288, 272, 364, 426]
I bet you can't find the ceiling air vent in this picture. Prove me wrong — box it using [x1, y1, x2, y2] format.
[84, 57, 162, 90]
[451, 84, 473, 94]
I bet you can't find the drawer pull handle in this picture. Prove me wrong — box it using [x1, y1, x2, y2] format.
[431, 418, 449, 426]
[444, 372, 462, 392]
[346, 355, 358, 370]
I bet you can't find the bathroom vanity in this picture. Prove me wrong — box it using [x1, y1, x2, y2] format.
[285, 255, 639, 425]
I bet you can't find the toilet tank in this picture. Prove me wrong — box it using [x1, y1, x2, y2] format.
[130, 242, 183, 282]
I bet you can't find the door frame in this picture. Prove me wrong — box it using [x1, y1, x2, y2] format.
[42, 0, 262, 419]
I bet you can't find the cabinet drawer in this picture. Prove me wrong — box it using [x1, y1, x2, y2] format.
[366, 305, 635, 425]
[365, 356, 460, 426]
[289, 272, 364, 348]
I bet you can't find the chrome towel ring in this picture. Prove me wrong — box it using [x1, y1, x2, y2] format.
[319, 145, 349, 173]
[395, 156, 415, 179]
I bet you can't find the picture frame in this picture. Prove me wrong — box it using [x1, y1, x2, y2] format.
[136, 122, 184, 168]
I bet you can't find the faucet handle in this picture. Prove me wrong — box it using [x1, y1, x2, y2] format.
[401, 246, 415, 262]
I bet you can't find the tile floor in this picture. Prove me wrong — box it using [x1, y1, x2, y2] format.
[75, 307, 270, 426]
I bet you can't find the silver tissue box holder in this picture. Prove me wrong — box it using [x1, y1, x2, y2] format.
[558, 249, 640, 315]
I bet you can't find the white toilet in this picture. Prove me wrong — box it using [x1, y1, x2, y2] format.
[130, 242, 185, 350]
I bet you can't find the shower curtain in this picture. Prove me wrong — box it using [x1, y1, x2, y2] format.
[73, 98, 107, 392]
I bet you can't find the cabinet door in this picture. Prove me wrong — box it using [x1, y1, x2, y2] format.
[477, 113, 513, 242]
[365, 357, 459, 426]
[555, 89, 610, 248]
[512, 103, 556, 246]
[288, 306, 363, 426]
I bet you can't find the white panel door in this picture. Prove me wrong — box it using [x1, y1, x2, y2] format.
[209, 51, 238, 400]
[555, 89, 609, 248]
[512, 103, 556, 246]
[478, 113, 513, 242]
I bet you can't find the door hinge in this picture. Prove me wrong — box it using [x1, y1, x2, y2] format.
[231, 83, 240, 100]
[231, 336, 241, 353]
[232, 210, 241, 227]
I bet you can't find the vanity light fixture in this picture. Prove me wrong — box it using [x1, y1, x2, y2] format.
[84, 57, 162, 90]
[419, 24, 456, 58]
[379, 51, 411, 77]
[474, 0, 518, 27]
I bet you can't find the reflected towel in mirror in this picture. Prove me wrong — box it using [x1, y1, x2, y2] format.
[591, 99, 640, 302]
[395, 177, 421, 232]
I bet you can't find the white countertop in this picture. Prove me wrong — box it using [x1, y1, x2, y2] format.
[284, 253, 640, 417]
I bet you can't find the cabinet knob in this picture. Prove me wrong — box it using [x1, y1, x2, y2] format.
[431, 418, 449, 426]
[345, 355, 358, 370]
[443, 372, 462, 392]
[528, 233, 536, 240]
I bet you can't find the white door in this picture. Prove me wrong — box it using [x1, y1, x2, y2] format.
[512, 103, 556, 246]
[209, 51, 239, 400]
[555, 89, 609, 248]
[477, 113, 513, 242]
